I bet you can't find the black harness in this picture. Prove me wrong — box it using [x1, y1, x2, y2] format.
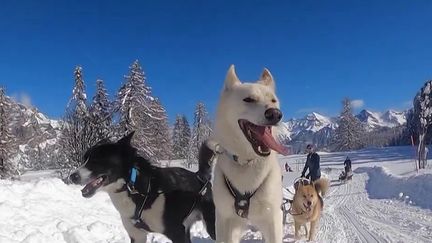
[224, 175, 258, 218]
[115, 167, 158, 231]
[184, 175, 211, 218]
[206, 143, 260, 219]
[120, 167, 211, 231]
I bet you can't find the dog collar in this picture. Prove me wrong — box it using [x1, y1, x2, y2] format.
[127, 167, 139, 194]
[130, 167, 138, 183]
[221, 147, 254, 165]
[205, 140, 254, 165]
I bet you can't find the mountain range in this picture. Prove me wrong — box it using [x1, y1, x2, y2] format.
[275, 109, 407, 151]
[10, 103, 61, 170]
[10, 101, 407, 162]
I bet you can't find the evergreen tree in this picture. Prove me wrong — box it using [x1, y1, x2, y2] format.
[189, 102, 212, 165]
[331, 98, 366, 151]
[0, 87, 19, 178]
[59, 66, 94, 177]
[89, 79, 112, 142]
[172, 115, 183, 159]
[172, 115, 191, 160]
[115, 60, 155, 158]
[414, 80, 432, 169]
[149, 98, 172, 160]
[69, 67, 88, 117]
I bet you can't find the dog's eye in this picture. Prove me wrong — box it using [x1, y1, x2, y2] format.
[303, 195, 307, 199]
[243, 97, 256, 103]
[271, 98, 277, 103]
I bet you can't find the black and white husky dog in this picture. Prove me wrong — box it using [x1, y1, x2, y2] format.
[69, 132, 216, 243]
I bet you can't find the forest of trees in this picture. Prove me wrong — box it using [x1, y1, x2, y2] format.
[1, 61, 431, 178]
[0, 61, 212, 178]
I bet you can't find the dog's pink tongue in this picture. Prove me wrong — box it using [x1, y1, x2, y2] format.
[262, 127, 290, 155]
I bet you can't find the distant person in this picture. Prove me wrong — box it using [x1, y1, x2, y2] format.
[285, 162, 293, 172]
[344, 156, 352, 174]
[301, 144, 321, 182]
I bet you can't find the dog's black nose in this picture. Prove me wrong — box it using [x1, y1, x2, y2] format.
[264, 108, 283, 124]
[69, 172, 80, 184]
[307, 201, 312, 206]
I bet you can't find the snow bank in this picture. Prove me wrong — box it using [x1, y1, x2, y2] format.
[0, 177, 222, 243]
[0, 178, 129, 243]
[356, 166, 432, 210]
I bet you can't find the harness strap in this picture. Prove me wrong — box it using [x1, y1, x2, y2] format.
[132, 176, 151, 221]
[184, 177, 211, 221]
[124, 167, 154, 231]
[126, 166, 211, 231]
[224, 175, 258, 218]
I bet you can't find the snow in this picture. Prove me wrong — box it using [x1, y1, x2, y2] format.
[2, 146, 432, 242]
[357, 109, 407, 129]
[279, 146, 432, 242]
[357, 166, 432, 210]
[0, 178, 128, 243]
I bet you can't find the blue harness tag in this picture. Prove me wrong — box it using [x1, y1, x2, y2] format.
[130, 167, 138, 184]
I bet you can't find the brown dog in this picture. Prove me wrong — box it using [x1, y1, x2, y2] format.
[291, 178, 329, 241]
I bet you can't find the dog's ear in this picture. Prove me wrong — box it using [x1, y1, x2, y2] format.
[117, 131, 135, 146]
[224, 65, 241, 91]
[258, 68, 275, 91]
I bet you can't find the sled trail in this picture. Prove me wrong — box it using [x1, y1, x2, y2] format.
[313, 172, 432, 243]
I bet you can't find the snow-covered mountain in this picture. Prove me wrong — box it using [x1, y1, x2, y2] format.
[276, 109, 407, 151]
[277, 112, 337, 141]
[356, 109, 406, 129]
[10, 102, 62, 170]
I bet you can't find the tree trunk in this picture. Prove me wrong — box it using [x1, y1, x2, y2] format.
[418, 133, 425, 170]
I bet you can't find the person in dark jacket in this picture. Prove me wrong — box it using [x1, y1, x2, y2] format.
[301, 144, 321, 182]
[285, 162, 293, 172]
[344, 156, 352, 174]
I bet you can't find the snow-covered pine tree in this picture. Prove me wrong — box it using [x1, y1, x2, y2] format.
[188, 102, 212, 165]
[58, 66, 95, 177]
[414, 80, 432, 169]
[331, 98, 366, 151]
[0, 87, 19, 178]
[172, 115, 183, 159]
[172, 115, 191, 160]
[89, 79, 113, 142]
[115, 60, 155, 158]
[69, 67, 88, 117]
[149, 98, 172, 161]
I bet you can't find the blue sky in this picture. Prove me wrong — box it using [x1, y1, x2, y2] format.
[1, 0, 431, 122]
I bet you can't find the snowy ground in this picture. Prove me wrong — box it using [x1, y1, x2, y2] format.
[1, 146, 432, 243]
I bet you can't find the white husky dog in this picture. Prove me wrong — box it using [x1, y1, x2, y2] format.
[211, 65, 289, 243]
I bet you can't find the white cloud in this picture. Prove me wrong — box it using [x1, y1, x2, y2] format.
[20, 93, 32, 107]
[11, 92, 32, 107]
[351, 99, 364, 109]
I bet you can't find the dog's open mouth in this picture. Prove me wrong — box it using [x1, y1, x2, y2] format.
[238, 119, 289, 156]
[303, 203, 312, 212]
[81, 175, 107, 198]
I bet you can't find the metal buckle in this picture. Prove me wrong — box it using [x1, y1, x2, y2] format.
[127, 182, 139, 194]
